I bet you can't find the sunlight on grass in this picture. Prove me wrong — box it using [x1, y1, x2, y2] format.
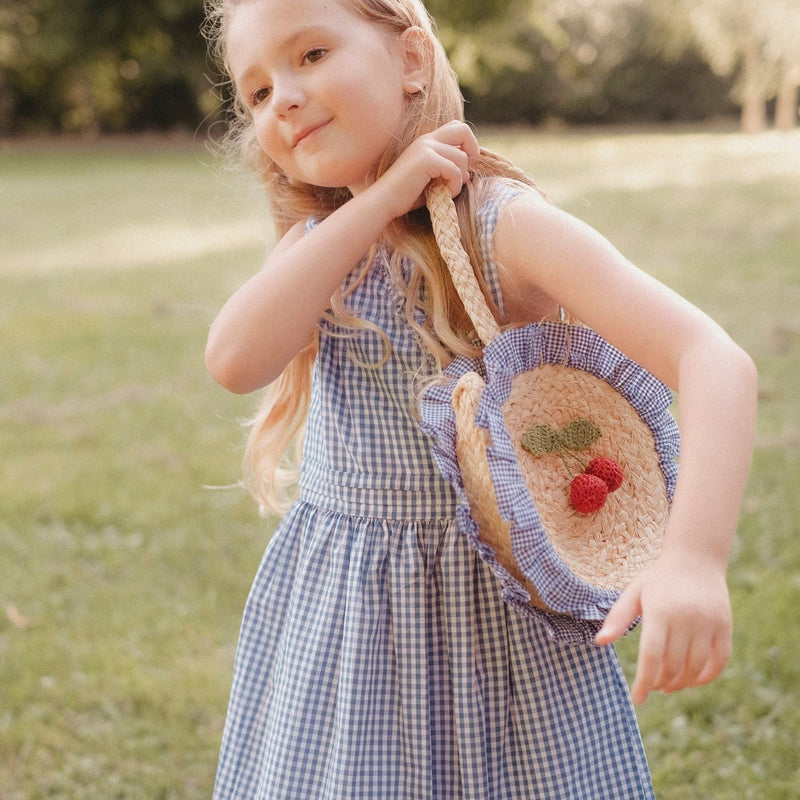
[0, 143, 273, 274]
[1, 128, 798, 798]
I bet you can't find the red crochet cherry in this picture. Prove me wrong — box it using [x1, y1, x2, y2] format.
[586, 457, 624, 493]
[570, 473, 609, 513]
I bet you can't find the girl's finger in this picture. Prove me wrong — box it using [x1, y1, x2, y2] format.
[435, 120, 480, 157]
[653, 628, 694, 694]
[430, 144, 471, 197]
[630, 617, 669, 704]
[690, 632, 731, 689]
[595, 583, 642, 646]
[631, 644, 664, 705]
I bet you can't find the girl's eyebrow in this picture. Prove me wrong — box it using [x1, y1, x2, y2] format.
[282, 24, 333, 48]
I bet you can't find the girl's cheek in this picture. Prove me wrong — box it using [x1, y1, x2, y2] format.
[254, 119, 278, 158]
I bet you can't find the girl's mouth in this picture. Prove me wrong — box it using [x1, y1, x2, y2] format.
[293, 120, 330, 148]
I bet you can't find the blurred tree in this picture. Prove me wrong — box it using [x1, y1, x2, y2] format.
[763, 0, 800, 130]
[426, 0, 516, 28]
[432, 1, 559, 123]
[687, 0, 800, 131]
[597, 0, 735, 123]
[429, 0, 733, 125]
[0, 0, 209, 134]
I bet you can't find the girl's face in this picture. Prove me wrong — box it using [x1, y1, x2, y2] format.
[227, 0, 420, 194]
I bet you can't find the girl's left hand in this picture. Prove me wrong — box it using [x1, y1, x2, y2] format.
[595, 550, 733, 705]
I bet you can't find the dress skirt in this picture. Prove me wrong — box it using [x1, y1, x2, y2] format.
[212, 479, 654, 799]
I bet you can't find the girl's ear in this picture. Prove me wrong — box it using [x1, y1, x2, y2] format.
[399, 26, 429, 93]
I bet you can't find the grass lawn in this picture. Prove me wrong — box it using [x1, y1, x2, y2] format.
[1, 127, 799, 798]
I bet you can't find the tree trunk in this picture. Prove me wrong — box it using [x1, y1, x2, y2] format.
[775, 70, 799, 131]
[740, 38, 767, 133]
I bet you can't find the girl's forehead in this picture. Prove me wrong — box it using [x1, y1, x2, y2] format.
[227, 0, 366, 62]
[228, 0, 355, 35]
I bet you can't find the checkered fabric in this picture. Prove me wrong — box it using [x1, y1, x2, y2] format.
[212, 180, 655, 799]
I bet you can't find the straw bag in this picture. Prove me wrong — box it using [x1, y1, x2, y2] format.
[419, 183, 680, 642]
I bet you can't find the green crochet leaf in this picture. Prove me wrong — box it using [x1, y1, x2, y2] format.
[559, 419, 602, 451]
[520, 425, 559, 457]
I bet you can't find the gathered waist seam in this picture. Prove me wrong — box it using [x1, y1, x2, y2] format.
[298, 468, 457, 521]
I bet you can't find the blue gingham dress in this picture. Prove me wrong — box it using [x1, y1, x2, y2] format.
[213, 180, 655, 799]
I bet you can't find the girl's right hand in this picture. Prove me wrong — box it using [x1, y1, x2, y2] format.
[372, 120, 481, 220]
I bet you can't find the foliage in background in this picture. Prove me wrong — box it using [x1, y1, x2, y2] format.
[1, 128, 799, 798]
[0, 0, 211, 135]
[2, 0, 798, 135]
[431, 0, 736, 125]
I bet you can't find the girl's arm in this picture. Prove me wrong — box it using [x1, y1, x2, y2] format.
[205, 189, 396, 394]
[205, 121, 479, 394]
[494, 190, 758, 704]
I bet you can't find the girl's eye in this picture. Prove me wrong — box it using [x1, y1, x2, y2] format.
[249, 86, 271, 107]
[303, 47, 327, 64]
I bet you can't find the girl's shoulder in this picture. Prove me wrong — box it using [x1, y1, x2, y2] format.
[474, 174, 534, 214]
[468, 176, 541, 315]
[471, 175, 545, 251]
[472, 175, 542, 248]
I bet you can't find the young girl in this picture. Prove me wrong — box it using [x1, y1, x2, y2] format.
[203, 0, 757, 797]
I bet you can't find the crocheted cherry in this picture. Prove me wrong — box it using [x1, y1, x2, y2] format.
[586, 457, 623, 493]
[570, 473, 609, 513]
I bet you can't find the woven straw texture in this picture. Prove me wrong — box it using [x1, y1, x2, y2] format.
[501, 365, 668, 588]
[420, 183, 679, 636]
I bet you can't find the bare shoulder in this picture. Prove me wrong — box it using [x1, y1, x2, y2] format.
[491, 188, 582, 324]
[494, 188, 608, 271]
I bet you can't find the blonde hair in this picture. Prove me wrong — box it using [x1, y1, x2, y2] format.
[204, 0, 541, 513]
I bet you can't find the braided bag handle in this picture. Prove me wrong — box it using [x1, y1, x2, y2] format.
[425, 182, 552, 608]
[425, 182, 501, 346]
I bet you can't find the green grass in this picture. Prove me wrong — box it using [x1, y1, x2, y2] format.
[1, 127, 799, 798]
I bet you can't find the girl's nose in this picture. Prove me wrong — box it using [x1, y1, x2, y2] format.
[271, 75, 305, 117]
